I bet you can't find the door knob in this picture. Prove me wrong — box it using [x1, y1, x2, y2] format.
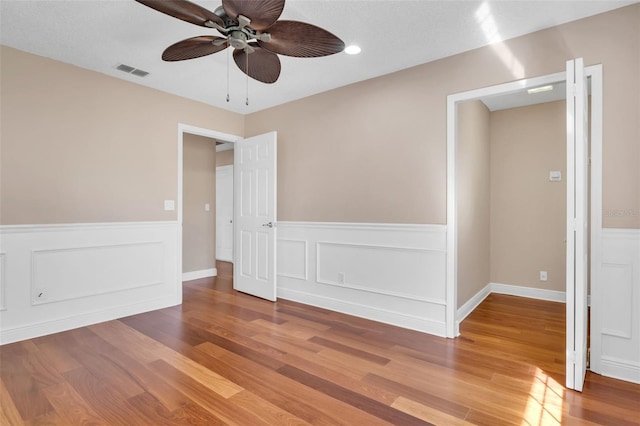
[262, 222, 274, 228]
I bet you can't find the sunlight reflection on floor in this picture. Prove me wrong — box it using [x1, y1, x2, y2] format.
[521, 367, 565, 426]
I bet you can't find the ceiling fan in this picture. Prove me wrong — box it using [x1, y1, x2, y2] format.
[135, 0, 345, 85]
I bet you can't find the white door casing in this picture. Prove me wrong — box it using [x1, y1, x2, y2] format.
[566, 58, 589, 391]
[445, 62, 603, 386]
[233, 132, 277, 301]
[216, 165, 234, 262]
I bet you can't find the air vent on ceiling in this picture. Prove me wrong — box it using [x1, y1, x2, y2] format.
[115, 63, 149, 78]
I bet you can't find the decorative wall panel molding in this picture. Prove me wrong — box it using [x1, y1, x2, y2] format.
[0, 253, 5, 311]
[276, 221, 447, 336]
[277, 239, 307, 280]
[596, 228, 640, 383]
[0, 221, 180, 344]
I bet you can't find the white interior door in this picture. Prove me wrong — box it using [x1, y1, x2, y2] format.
[216, 165, 234, 262]
[233, 132, 277, 301]
[566, 58, 589, 391]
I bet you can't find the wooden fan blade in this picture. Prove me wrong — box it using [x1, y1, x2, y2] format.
[162, 36, 228, 61]
[233, 44, 281, 84]
[222, 0, 284, 31]
[136, 0, 224, 28]
[258, 21, 345, 57]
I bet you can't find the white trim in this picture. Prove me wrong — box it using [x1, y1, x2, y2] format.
[589, 64, 604, 376]
[447, 71, 568, 338]
[0, 221, 177, 233]
[182, 268, 217, 282]
[446, 96, 457, 338]
[446, 65, 603, 344]
[1, 297, 176, 345]
[178, 123, 242, 304]
[456, 283, 491, 323]
[216, 164, 234, 173]
[278, 221, 446, 233]
[0, 253, 5, 311]
[278, 287, 447, 337]
[491, 282, 566, 303]
[277, 221, 446, 335]
[456, 283, 596, 330]
[601, 228, 640, 237]
[0, 221, 179, 344]
[276, 238, 308, 281]
[315, 240, 446, 304]
[216, 142, 235, 152]
[599, 357, 640, 385]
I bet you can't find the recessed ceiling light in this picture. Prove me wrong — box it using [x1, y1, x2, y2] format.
[527, 85, 553, 94]
[344, 45, 361, 55]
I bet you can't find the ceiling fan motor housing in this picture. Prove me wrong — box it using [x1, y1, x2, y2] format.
[229, 31, 248, 49]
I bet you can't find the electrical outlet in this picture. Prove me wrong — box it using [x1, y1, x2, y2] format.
[338, 272, 345, 284]
[540, 271, 548, 281]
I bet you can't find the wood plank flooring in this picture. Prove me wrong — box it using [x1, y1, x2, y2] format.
[1, 261, 639, 425]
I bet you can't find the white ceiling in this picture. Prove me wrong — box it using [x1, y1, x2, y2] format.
[1, 0, 634, 114]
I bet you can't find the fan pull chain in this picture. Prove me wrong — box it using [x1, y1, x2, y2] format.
[245, 53, 249, 106]
[226, 46, 230, 103]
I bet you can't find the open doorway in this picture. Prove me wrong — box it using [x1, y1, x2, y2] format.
[446, 63, 603, 392]
[177, 124, 241, 299]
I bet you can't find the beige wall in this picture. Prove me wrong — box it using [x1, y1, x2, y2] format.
[490, 101, 567, 292]
[246, 4, 640, 228]
[0, 45, 244, 225]
[457, 101, 491, 308]
[183, 134, 217, 273]
[216, 149, 234, 167]
[2, 5, 638, 228]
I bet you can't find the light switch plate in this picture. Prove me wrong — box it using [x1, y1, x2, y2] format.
[164, 200, 175, 211]
[549, 171, 562, 182]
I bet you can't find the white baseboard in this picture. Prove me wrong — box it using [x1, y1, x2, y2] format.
[278, 287, 447, 337]
[490, 282, 566, 303]
[599, 357, 640, 384]
[1, 297, 177, 345]
[456, 283, 492, 323]
[182, 268, 217, 282]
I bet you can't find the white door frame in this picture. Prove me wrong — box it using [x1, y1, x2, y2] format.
[445, 65, 603, 342]
[177, 123, 242, 302]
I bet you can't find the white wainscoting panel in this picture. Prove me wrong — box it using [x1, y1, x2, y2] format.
[596, 228, 640, 383]
[277, 239, 307, 280]
[277, 222, 447, 336]
[0, 222, 180, 344]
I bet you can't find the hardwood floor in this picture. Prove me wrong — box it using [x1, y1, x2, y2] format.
[2, 261, 639, 425]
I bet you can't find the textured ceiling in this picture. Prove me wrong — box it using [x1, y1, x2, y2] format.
[1, 0, 634, 114]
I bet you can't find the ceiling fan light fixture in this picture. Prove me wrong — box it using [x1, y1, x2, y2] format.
[344, 45, 361, 55]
